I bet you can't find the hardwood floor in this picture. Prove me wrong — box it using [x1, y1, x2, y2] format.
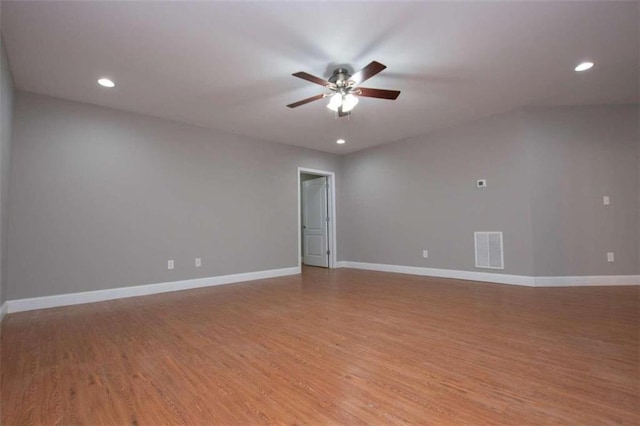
[1, 267, 638, 425]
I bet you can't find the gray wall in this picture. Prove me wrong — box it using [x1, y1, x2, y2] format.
[525, 105, 639, 276]
[8, 92, 340, 299]
[5, 92, 638, 301]
[0, 34, 15, 305]
[339, 105, 639, 277]
[339, 111, 536, 276]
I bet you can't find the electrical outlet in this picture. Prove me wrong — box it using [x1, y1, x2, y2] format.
[603, 196, 610, 205]
[422, 250, 429, 258]
[167, 260, 174, 270]
[195, 258, 201, 267]
[607, 252, 614, 262]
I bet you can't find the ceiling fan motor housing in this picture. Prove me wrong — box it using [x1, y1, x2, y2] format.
[329, 68, 352, 87]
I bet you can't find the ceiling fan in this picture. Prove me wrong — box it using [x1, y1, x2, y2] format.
[287, 61, 401, 117]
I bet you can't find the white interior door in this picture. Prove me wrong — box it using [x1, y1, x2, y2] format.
[302, 176, 329, 267]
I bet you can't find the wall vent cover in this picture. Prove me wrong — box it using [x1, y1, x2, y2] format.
[475, 232, 504, 269]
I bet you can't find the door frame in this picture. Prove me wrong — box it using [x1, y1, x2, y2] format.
[297, 167, 337, 269]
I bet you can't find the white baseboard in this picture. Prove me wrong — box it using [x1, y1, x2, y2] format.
[6, 266, 300, 314]
[338, 261, 639, 287]
[534, 275, 640, 287]
[4, 263, 638, 315]
[339, 261, 535, 286]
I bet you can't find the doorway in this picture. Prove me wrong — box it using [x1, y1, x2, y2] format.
[297, 168, 337, 269]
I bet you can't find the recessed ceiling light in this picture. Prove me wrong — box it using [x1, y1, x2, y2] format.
[97, 78, 115, 88]
[574, 62, 594, 72]
[336, 139, 346, 145]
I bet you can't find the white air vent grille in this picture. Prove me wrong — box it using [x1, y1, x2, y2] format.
[475, 232, 504, 269]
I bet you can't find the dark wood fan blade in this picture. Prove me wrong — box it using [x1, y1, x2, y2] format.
[350, 61, 387, 85]
[287, 94, 325, 108]
[292, 72, 330, 87]
[357, 87, 401, 100]
[337, 105, 350, 118]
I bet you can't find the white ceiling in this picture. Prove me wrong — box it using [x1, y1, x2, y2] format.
[2, 1, 638, 154]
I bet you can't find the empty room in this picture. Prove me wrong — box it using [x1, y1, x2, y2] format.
[0, 1, 638, 424]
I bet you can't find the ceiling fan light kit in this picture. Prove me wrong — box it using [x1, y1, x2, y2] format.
[287, 61, 401, 118]
[326, 93, 358, 113]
